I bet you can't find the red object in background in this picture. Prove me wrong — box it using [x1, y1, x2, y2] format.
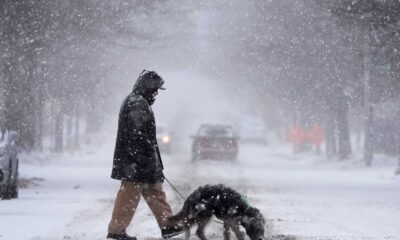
[287, 125, 306, 145]
[307, 124, 325, 146]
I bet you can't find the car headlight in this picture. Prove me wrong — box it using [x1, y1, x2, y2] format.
[162, 135, 170, 144]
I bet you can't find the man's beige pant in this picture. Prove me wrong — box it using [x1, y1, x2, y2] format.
[108, 181, 173, 234]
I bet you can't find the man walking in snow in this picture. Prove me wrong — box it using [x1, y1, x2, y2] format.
[107, 70, 183, 240]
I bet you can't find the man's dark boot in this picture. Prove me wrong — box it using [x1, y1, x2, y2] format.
[107, 232, 137, 240]
[161, 226, 184, 239]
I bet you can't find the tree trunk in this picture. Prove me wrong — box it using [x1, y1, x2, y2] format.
[85, 104, 100, 146]
[35, 104, 44, 151]
[66, 115, 73, 149]
[74, 104, 80, 149]
[54, 102, 64, 153]
[362, 29, 374, 166]
[11, 48, 37, 150]
[337, 96, 351, 160]
[3, 63, 34, 150]
[326, 104, 337, 159]
[34, 77, 44, 151]
[364, 105, 374, 166]
[50, 101, 55, 151]
[394, 113, 400, 175]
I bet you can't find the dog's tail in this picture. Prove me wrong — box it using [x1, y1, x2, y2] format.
[168, 199, 192, 225]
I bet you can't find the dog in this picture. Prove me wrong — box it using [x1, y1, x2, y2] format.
[168, 184, 265, 240]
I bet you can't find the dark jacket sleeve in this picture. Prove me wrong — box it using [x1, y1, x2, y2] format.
[126, 101, 158, 168]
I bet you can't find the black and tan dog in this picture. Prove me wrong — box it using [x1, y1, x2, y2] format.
[168, 184, 266, 240]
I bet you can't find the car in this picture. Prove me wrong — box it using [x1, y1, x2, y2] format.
[157, 126, 173, 154]
[191, 124, 239, 161]
[0, 131, 19, 199]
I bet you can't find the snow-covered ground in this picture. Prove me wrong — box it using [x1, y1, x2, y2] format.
[1, 138, 399, 240]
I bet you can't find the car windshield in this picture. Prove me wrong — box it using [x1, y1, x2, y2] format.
[198, 126, 234, 137]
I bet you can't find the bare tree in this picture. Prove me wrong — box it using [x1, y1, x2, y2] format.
[321, 0, 400, 165]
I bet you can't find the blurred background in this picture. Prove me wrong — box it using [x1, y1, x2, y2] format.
[1, 0, 400, 166]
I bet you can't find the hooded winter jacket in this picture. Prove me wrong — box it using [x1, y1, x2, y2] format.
[111, 71, 165, 183]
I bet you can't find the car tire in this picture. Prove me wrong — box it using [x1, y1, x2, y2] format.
[1, 184, 11, 199]
[1, 182, 18, 200]
[8, 183, 18, 199]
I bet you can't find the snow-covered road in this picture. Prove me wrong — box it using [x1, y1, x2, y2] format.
[1, 143, 399, 240]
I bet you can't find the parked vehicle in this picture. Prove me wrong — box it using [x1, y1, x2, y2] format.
[157, 126, 173, 154]
[0, 131, 19, 199]
[191, 124, 239, 161]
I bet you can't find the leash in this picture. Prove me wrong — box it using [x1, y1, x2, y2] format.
[164, 176, 224, 225]
[164, 176, 186, 200]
